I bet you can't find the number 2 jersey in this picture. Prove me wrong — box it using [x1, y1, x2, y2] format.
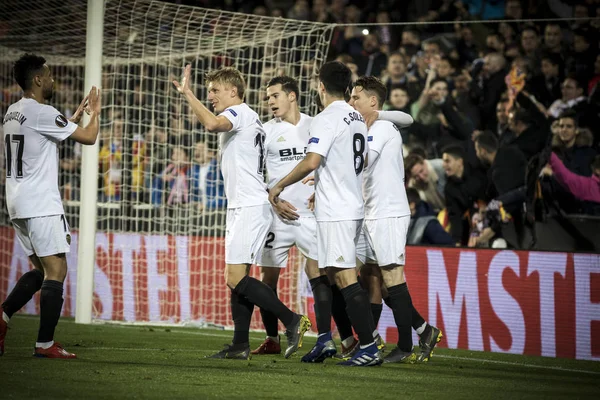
[219, 103, 269, 208]
[3, 98, 78, 220]
[263, 113, 314, 217]
[306, 100, 368, 222]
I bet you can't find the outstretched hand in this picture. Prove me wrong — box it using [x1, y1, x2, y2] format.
[70, 95, 89, 124]
[87, 86, 101, 115]
[274, 199, 299, 220]
[173, 64, 192, 94]
[302, 176, 315, 186]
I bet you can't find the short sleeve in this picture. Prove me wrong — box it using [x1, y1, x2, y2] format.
[220, 105, 244, 132]
[368, 121, 394, 155]
[36, 105, 78, 142]
[306, 117, 335, 158]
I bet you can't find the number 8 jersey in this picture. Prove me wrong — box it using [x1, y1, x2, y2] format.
[3, 98, 78, 220]
[306, 100, 368, 222]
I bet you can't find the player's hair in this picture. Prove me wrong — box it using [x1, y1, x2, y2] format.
[266, 76, 300, 99]
[205, 67, 246, 99]
[13, 53, 46, 91]
[442, 144, 465, 160]
[406, 187, 421, 206]
[354, 76, 387, 109]
[404, 153, 425, 175]
[318, 61, 352, 98]
[474, 130, 499, 154]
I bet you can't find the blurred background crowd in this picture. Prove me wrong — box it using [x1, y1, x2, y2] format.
[1, 0, 599, 250]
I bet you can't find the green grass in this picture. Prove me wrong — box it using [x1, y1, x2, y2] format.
[1, 315, 599, 399]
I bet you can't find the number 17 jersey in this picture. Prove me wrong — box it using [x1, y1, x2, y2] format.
[3, 98, 78, 220]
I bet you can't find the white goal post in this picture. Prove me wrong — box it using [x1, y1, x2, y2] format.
[0, 0, 334, 330]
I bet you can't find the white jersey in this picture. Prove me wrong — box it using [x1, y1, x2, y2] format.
[363, 120, 410, 219]
[306, 100, 368, 222]
[264, 113, 313, 216]
[3, 98, 78, 220]
[219, 103, 269, 209]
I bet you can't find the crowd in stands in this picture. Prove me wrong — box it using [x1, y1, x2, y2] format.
[1, 0, 599, 247]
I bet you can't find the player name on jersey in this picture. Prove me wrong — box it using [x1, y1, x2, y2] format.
[3, 111, 27, 125]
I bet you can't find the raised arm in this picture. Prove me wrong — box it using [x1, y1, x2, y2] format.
[173, 64, 232, 132]
[548, 153, 600, 202]
[70, 86, 101, 145]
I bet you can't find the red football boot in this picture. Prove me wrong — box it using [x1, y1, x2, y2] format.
[34, 342, 77, 359]
[251, 337, 281, 355]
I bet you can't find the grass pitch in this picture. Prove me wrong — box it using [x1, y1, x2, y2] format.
[1, 315, 599, 399]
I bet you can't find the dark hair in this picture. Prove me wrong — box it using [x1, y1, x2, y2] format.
[511, 108, 534, 126]
[558, 109, 578, 126]
[318, 61, 352, 97]
[474, 130, 499, 153]
[442, 144, 465, 160]
[266, 75, 300, 99]
[564, 73, 586, 93]
[541, 52, 563, 67]
[406, 187, 421, 205]
[430, 77, 448, 88]
[13, 53, 46, 91]
[521, 26, 539, 37]
[354, 76, 387, 108]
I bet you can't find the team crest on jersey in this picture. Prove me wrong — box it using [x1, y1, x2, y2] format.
[55, 114, 68, 128]
[66, 234, 71, 245]
[277, 136, 286, 142]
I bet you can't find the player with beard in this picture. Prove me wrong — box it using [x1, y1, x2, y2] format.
[1, 53, 101, 358]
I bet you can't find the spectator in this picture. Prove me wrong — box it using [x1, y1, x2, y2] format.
[405, 153, 446, 212]
[162, 147, 190, 206]
[386, 85, 412, 114]
[547, 75, 588, 119]
[462, 0, 506, 20]
[528, 52, 563, 108]
[469, 52, 509, 131]
[452, 69, 480, 129]
[498, 20, 519, 47]
[505, 107, 549, 159]
[456, 25, 479, 66]
[543, 22, 565, 57]
[98, 119, 124, 202]
[570, 28, 597, 83]
[474, 131, 527, 215]
[442, 145, 486, 245]
[406, 187, 454, 246]
[400, 28, 421, 58]
[145, 125, 169, 205]
[355, 33, 388, 77]
[486, 32, 506, 55]
[520, 26, 542, 73]
[190, 142, 226, 211]
[335, 54, 359, 83]
[551, 111, 597, 176]
[543, 153, 600, 206]
[504, 0, 523, 20]
[413, 77, 448, 127]
[288, 0, 309, 20]
[494, 99, 510, 138]
[382, 52, 421, 101]
[131, 132, 146, 201]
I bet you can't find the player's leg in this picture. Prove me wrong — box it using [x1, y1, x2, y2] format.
[368, 217, 415, 363]
[321, 220, 382, 367]
[379, 264, 416, 363]
[214, 205, 310, 359]
[252, 266, 282, 354]
[1, 220, 44, 356]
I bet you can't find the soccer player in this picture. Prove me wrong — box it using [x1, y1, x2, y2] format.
[173, 65, 310, 360]
[253, 76, 355, 362]
[0, 53, 101, 358]
[269, 61, 382, 366]
[349, 76, 442, 363]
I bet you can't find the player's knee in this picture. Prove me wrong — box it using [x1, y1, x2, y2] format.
[332, 268, 357, 289]
[40, 253, 68, 282]
[226, 264, 249, 289]
[380, 264, 405, 286]
[304, 259, 320, 280]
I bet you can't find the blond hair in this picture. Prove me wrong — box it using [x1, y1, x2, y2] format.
[205, 67, 246, 100]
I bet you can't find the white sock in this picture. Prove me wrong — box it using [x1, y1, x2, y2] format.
[2, 312, 9, 324]
[341, 336, 356, 348]
[416, 322, 428, 336]
[267, 335, 279, 344]
[359, 341, 375, 350]
[35, 341, 54, 349]
[372, 329, 380, 339]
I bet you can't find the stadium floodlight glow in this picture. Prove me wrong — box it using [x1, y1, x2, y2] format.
[362, 29, 369, 35]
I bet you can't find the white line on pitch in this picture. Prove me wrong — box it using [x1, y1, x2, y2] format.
[435, 355, 600, 376]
